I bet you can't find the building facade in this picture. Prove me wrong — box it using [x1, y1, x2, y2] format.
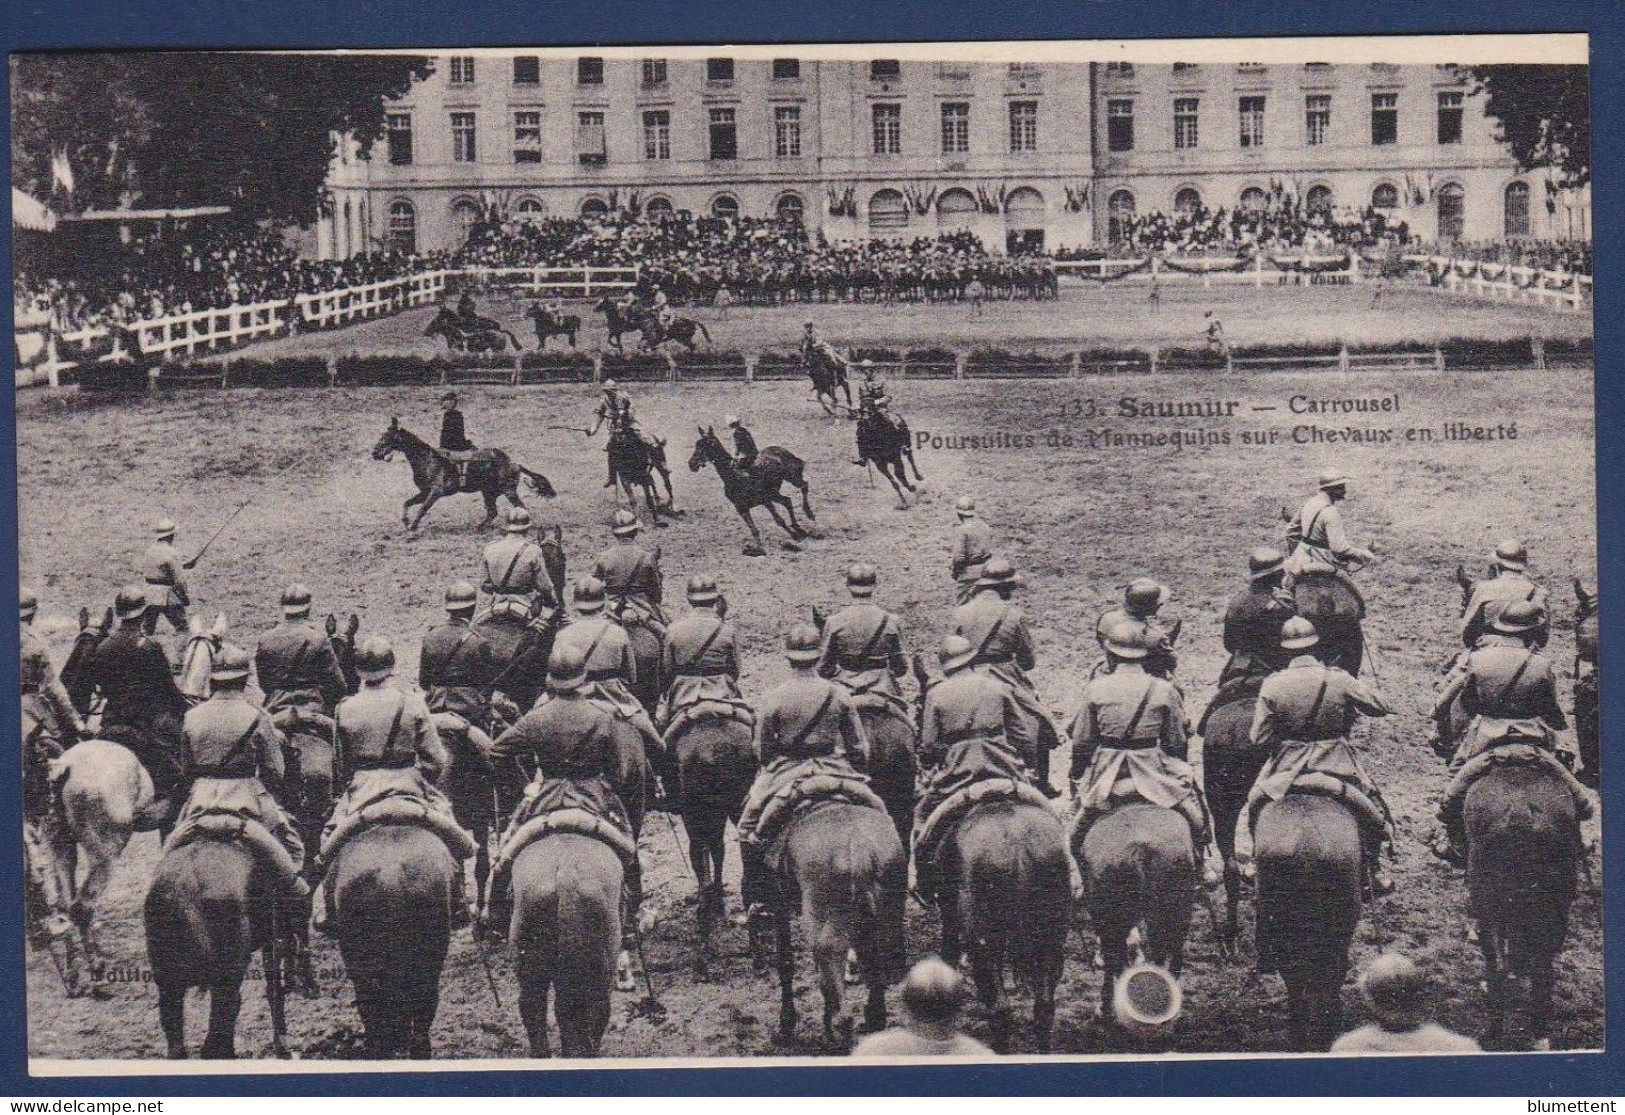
[319, 55, 1588, 258]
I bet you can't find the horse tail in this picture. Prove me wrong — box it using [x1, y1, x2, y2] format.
[504, 329, 525, 351]
[696, 321, 713, 348]
[518, 465, 557, 499]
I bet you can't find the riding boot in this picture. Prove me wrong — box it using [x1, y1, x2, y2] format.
[740, 839, 769, 918]
[312, 879, 338, 937]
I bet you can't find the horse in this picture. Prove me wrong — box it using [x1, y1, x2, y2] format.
[24, 820, 86, 999]
[1290, 572, 1365, 675]
[1077, 804, 1195, 1037]
[474, 603, 563, 714]
[687, 427, 815, 557]
[424, 306, 524, 353]
[941, 800, 1070, 1052]
[805, 348, 854, 416]
[644, 314, 713, 353]
[855, 409, 920, 509]
[852, 697, 917, 849]
[177, 613, 228, 703]
[1253, 794, 1364, 1050]
[371, 418, 556, 531]
[769, 801, 907, 1045]
[591, 298, 650, 354]
[669, 715, 756, 968]
[607, 426, 676, 519]
[1465, 763, 1580, 1049]
[144, 840, 292, 1058]
[1197, 676, 1271, 945]
[61, 605, 112, 717]
[524, 304, 581, 350]
[328, 825, 460, 1057]
[508, 833, 624, 1057]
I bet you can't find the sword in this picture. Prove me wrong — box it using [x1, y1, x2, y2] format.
[183, 498, 253, 570]
[547, 425, 595, 436]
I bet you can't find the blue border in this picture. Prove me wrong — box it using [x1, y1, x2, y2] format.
[3, 0, 1622, 1095]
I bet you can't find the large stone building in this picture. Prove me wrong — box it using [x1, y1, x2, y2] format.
[318, 54, 1588, 258]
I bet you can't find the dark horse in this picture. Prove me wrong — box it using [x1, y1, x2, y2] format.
[643, 313, 713, 353]
[688, 427, 815, 557]
[1466, 763, 1581, 1049]
[856, 409, 922, 509]
[475, 603, 565, 714]
[942, 800, 1070, 1052]
[591, 298, 650, 353]
[1290, 572, 1364, 675]
[608, 426, 676, 520]
[805, 348, 854, 416]
[1077, 804, 1195, 1036]
[1254, 794, 1363, 1050]
[1198, 676, 1271, 946]
[524, 304, 581, 350]
[144, 841, 292, 1058]
[852, 696, 917, 850]
[372, 418, 556, 531]
[1574, 578, 1599, 787]
[425, 306, 524, 353]
[329, 825, 460, 1057]
[670, 715, 756, 970]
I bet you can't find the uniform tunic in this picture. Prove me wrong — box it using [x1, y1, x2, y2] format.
[1248, 655, 1389, 811]
[175, 691, 302, 867]
[142, 540, 190, 611]
[817, 602, 906, 698]
[1069, 665, 1194, 815]
[737, 674, 871, 838]
[84, 626, 188, 791]
[490, 691, 633, 820]
[658, 608, 742, 727]
[255, 619, 347, 718]
[552, 615, 662, 755]
[440, 408, 473, 452]
[1287, 492, 1374, 577]
[1459, 573, 1549, 648]
[950, 590, 1059, 776]
[915, 670, 1032, 849]
[731, 425, 759, 466]
[419, 617, 499, 721]
[592, 542, 665, 628]
[1436, 635, 1566, 765]
[950, 516, 994, 601]
[1221, 584, 1296, 682]
[323, 682, 456, 853]
[481, 534, 557, 610]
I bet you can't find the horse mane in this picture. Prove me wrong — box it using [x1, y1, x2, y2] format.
[392, 423, 433, 452]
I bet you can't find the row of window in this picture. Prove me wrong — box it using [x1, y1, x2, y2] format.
[445, 55, 1003, 87]
[385, 100, 1042, 166]
[1110, 62, 1457, 77]
[1104, 90, 1466, 153]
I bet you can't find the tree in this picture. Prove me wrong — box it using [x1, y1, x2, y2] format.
[1468, 64, 1591, 188]
[11, 52, 431, 225]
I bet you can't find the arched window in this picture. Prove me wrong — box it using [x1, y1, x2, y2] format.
[386, 200, 416, 254]
[1306, 184, 1333, 213]
[1371, 182, 1399, 211]
[1107, 189, 1136, 245]
[515, 197, 547, 223]
[450, 198, 481, 245]
[868, 189, 908, 233]
[936, 188, 977, 231]
[580, 196, 609, 218]
[1437, 182, 1466, 242]
[775, 192, 805, 226]
[644, 196, 674, 220]
[1003, 187, 1045, 254]
[1504, 181, 1531, 238]
[1239, 186, 1267, 213]
[711, 194, 740, 220]
[1174, 187, 1202, 217]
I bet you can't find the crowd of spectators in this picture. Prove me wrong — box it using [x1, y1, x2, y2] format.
[1056, 198, 1411, 261]
[1431, 238, 1593, 275]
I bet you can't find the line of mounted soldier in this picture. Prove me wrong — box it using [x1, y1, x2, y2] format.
[21, 464, 1598, 1057]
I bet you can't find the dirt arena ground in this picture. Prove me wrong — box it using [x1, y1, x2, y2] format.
[18, 275, 1601, 1063]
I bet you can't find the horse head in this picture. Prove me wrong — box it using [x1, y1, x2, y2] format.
[424, 308, 454, 337]
[688, 426, 722, 473]
[372, 418, 403, 461]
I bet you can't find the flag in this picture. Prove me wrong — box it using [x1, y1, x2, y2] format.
[50, 149, 75, 196]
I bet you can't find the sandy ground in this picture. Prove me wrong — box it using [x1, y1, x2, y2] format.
[18, 359, 1601, 1063]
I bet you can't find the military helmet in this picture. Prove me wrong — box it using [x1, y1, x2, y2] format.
[20, 589, 37, 621]
[938, 634, 977, 674]
[1113, 962, 1183, 1037]
[900, 957, 966, 1027]
[803, 320, 815, 329]
[354, 636, 397, 680]
[281, 582, 313, 616]
[1124, 578, 1170, 615]
[725, 414, 741, 428]
[546, 643, 589, 692]
[686, 573, 721, 605]
[976, 557, 1017, 590]
[1317, 468, 1351, 492]
[1249, 546, 1287, 581]
[1493, 599, 1545, 636]
[846, 562, 878, 596]
[574, 575, 607, 612]
[1492, 538, 1529, 572]
[785, 623, 822, 663]
[115, 584, 148, 620]
[1105, 621, 1151, 661]
[1360, 952, 1426, 1023]
[440, 391, 458, 405]
[505, 506, 533, 534]
[601, 378, 619, 391]
[1280, 616, 1321, 650]
[954, 495, 977, 517]
[612, 509, 641, 537]
[210, 643, 252, 683]
[154, 517, 178, 540]
[445, 581, 478, 611]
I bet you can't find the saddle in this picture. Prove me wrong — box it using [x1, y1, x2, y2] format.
[757, 765, 888, 873]
[494, 778, 639, 874]
[316, 790, 478, 869]
[914, 776, 1057, 887]
[662, 697, 755, 749]
[165, 809, 307, 896]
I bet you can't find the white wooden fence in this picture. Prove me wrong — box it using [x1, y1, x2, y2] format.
[1402, 254, 1591, 312]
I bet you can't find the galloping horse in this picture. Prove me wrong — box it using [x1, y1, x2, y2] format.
[805, 348, 854, 416]
[1197, 677, 1271, 945]
[670, 715, 756, 966]
[855, 409, 921, 509]
[687, 428, 815, 557]
[942, 800, 1070, 1052]
[643, 313, 713, 354]
[372, 418, 556, 531]
[425, 307, 524, 353]
[1466, 763, 1581, 1049]
[591, 298, 650, 354]
[525, 304, 581, 350]
[607, 426, 676, 520]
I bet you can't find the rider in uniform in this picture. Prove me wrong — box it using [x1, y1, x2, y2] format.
[254, 583, 348, 720]
[481, 506, 557, 614]
[725, 415, 758, 472]
[419, 581, 499, 723]
[657, 574, 745, 733]
[817, 563, 907, 701]
[1458, 539, 1550, 650]
[1069, 622, 1216, 885]
[1247, 617, 1394, 895]
[950, 497, 994, 605]
[439, 391, 476, 488]
[950, 558, 1062, 791]
[552, 576, 664, 776]
[1219, 547, 1297, 686]
[456, 290, 478, 326]
[1095, 578, 1181, 680]
[592, 511, 667, 634]
[141, 519, 190, 636]
[587, 379, 657, 490]
[1284, 469, 1375, 591]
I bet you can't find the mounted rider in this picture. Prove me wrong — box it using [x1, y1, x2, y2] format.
[818, 563, 907, 702]
[419, 581, 499, 724]
[1094, 578, 1182, 680]
[481, 506, 558, 615]
[950, 497, 994, 605]
[551, 575, 665, 775]
[1283, 469, 1375, 593]
[657, 575, 751, 753]
[21, 590, 83, 826]
[1457, 539, 1549, 651]
[1246, 617, 1395, 896]
[439, 391, 477, 488]
[315, 636, 475, 931]
[1431, 600, 1591, 864]
[724, 414, 758, 473]
[649, 285, 674, 330]
[167, 645, 308, 902]
[1219, 548, 1297, 687]
[592, 511, 668, 637]
[456, 290, 479, 327]
[141, 518, 190, 636]
[82, 585, 190, 826]
[587, 379, 660, 489]
[914, 634, 1053, 905]
[950, 558, 1062, 790]
[736, 625, 886, 924]
[1069, 622, 1217, 886]
[254, 583, 348, 722]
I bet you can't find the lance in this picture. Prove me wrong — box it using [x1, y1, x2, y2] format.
[183, 498, 253, 570]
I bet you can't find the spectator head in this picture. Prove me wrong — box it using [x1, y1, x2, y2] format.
[900, 957, 967, 1032]
[1359, 952, 1428, 1031]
